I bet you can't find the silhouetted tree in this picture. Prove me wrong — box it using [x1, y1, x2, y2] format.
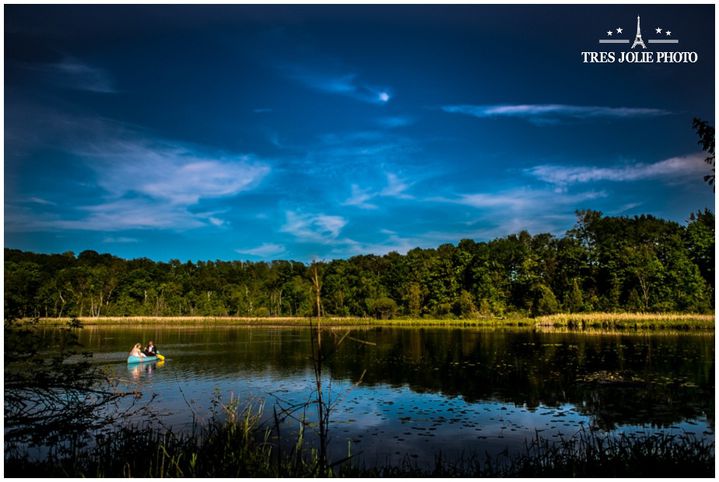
[693, 117, 715, 189]
[4, 318, 131, 455]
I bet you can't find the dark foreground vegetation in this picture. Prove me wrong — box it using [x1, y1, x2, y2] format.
[5, 401, 714, 478]
[5, 210, 715, 321]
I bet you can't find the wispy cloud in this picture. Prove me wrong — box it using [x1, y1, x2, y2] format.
[343, 173, 414, 209]
[26, 196, 56, 206]
[284, 65, 391, 104]
[344, 185, 378, 209]
[376, 116, 414, 128]
[29, 58, 117, 93]
[103, 236, 139, 244]
[74, 136, 270, 206]
[438, 188, 606, 211]
[57, 199, 207, 231]
[291, 129, 420, 180]
[6, 198, 206, 232]
[442, 103, 669, 123]
[281, 211, 347, 243]
[611, 202, 643, 215]
[526, 153, 707, 185]
[235, 243, 286, 258]
[380, 173, 413, 199]
[208, 216, 227, 227]
[5, 112, 272, 232]
[319, 136, 401, 158]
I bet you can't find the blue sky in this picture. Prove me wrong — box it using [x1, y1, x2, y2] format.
[5, 5, 715, 262]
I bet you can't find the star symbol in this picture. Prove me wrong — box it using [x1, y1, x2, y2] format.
[655, 27, 662, 34]
[666, 30, 672, 36]
[607, 30, 613, 36]
[616, 27, 623, 34]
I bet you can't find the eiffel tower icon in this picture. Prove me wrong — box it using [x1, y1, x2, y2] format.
[631, 15, 647, 49]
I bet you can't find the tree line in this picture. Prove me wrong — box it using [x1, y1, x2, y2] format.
[4, 209, 714, 320]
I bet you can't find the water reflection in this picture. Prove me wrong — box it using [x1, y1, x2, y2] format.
[127, 360, 165, 382]
[49, 325, 713, 465]
[326, 328, 715, 431]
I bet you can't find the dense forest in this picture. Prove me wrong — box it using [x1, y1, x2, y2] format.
[4, 210, 715, 320]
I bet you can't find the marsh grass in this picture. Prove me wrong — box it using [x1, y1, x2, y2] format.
[27, 312, 713, 330]
[27, 315, 535, 329]
[501, 429, 715, 478]
[5, 403, 714, 478]
[353, 430, 715, 477]
[30, 316, 365, 326]
[536, 312, 715, 330]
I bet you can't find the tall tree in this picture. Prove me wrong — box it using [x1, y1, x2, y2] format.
[693, 117, 715, 189]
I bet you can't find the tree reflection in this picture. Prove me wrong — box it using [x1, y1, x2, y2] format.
[323, 328, 714, 430]
[75, 326, 714, 431]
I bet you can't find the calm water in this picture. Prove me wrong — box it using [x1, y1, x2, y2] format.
[53, 325, 715, 467]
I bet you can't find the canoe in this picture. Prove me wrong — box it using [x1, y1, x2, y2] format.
[127, 355, 158, 364]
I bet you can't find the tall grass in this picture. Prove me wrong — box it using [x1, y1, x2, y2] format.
[5, 400, 714, 477]
[27, 312, 714, 330]
[28, 315, 534, 328]
[536, 312, 715, 330]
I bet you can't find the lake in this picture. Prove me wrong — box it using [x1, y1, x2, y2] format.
[52, 324, 715, 468]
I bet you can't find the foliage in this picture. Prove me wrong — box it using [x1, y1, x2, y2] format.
[693, 117, 715, 188]
[4, 211, 714, 321]
[4, 317, 132, 457]
[366, 296, 398, 319]
[565, 278, 584, 313]
[685, 209, 715, 291]
[531, 284, 560, 316]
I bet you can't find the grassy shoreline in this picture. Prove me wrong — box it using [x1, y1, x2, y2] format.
[23, 312, 715, 330]
[535, 312, 715, 330]
[26, 315, 533, 328]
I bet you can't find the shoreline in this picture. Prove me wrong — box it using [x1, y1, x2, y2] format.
[21, 312, 715, 330]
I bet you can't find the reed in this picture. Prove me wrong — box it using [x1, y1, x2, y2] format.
[26, 312, 714, 330]
[5, 413, 713, 478]
[30, 316, 367, 326]
[26, 315, 534, 328]
[349, 429, 715, 477]
[536, 312, 714, 330]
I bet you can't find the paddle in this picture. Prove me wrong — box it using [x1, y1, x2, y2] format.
[157, 353, 165, 361]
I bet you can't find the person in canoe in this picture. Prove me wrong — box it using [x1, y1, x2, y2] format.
[143, 340, 157, 357]
[129, 343, 147, 358]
